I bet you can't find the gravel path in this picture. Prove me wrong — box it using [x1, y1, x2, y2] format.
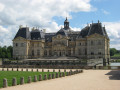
[1, 70, 120, 90]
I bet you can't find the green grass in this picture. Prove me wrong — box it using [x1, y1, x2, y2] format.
[111, 53, 120, 58]
[0, 71, 64, 88]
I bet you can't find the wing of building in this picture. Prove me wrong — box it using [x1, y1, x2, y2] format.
[13, 18, 110, 61]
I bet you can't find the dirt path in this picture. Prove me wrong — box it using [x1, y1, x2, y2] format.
[1, 70, 120, 90]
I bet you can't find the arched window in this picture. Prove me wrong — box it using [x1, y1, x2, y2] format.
[32, 50, 34, 56]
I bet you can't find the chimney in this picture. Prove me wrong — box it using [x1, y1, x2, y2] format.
[19, 25, 22, 29]
[43, 29, 46, 33]
[32, 27, 35, 31]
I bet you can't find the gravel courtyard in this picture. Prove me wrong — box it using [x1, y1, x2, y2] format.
[1, 70, 120, 90]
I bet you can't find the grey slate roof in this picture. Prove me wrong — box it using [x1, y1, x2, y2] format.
[31, 29, 45, 40]
[78, 22, 109, 39]
[14, 27, 30, 39]
[45, 33, 56, 42]
[56, 28, 68, 36]
[14, 21, 109, 41]
[78, 26, 90, 38]
[88, 23, 104, 36]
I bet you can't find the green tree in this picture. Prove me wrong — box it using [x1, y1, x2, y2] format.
[110, 48, 117, 56]
[0, 47, 2, 58]
[7, 46, 13, 58]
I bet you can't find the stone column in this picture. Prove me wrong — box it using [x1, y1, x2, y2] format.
[39, 75, 42, 81]
[52, 73, 55, 79]
[48, 74, 52, 79]
[44, 74, 47, 80]
[56, 73, 59, 78]
[20, 77, 24, 85]
[59, 72, 62, 77]
[12, 77, 17, 86]
[3, 78, 8, 88]
[34, 75, 37, 82]
[28, 76, 32, 83]
[63, 72, 65, 77]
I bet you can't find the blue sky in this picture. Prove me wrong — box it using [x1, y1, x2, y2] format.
[0, 0, 120, 49]
[53, 0, 120, 27]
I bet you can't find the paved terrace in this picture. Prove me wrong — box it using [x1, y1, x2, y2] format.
[1, 70, 120, 90]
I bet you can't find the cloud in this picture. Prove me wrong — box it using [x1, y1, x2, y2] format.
[103, 21, 120, 49]
[0, 3, 4, 12]
[0, 0, 95, 46]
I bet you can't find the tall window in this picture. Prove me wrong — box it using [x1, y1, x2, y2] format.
[91, 41, 93, 45]
[44, 50, 47, 56]
[37, 50, 40, 56]
[16, 43, 18, 47]
[91, 52, 94, 55]
[98, 52, 101, 55]
[78, 49, 81, 55]
[79, 43, 81, 46]
[32, 50, 34, 56]
[85, 49, 87, 55]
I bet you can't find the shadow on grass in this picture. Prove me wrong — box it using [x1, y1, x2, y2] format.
[105, 70, 120, 80]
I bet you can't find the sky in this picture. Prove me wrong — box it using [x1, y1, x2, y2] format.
[0, 0, 120, 49]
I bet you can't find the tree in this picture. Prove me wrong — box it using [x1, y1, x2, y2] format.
[110, 48, 117, 56]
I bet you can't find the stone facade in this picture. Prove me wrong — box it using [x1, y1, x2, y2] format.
[13, 18, 110, 61]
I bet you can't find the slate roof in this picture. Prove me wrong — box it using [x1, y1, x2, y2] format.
[88, 23, 104, 36]
[78, 26, 90, 38]
[14, 27, 30, 39]
[14, 21, 109, 41]
[31, 29, 45, 40]
[78, 22, 109, 39]
[56, 28, 68, 36]
[45, 33, 56, 42]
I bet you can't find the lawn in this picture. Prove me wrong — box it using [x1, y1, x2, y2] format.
[0, 71, 62, 88]
[111, 53, 120, 58]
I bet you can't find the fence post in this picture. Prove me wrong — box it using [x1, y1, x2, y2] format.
[34, 75, 37, 82]
[28, 76, 32, 83]
[44, 74, 47, 80]
[39, 74, 42, 81]
[52, 73, 55, 79]
[56, 72, 59, 78]
[48, 73, 52, 79]
[12, 77, 17, 86]
[20, 77, 24, 85]
[3, 78, 8, 88]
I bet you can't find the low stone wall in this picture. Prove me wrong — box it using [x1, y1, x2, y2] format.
[0, 68, 83, 88]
